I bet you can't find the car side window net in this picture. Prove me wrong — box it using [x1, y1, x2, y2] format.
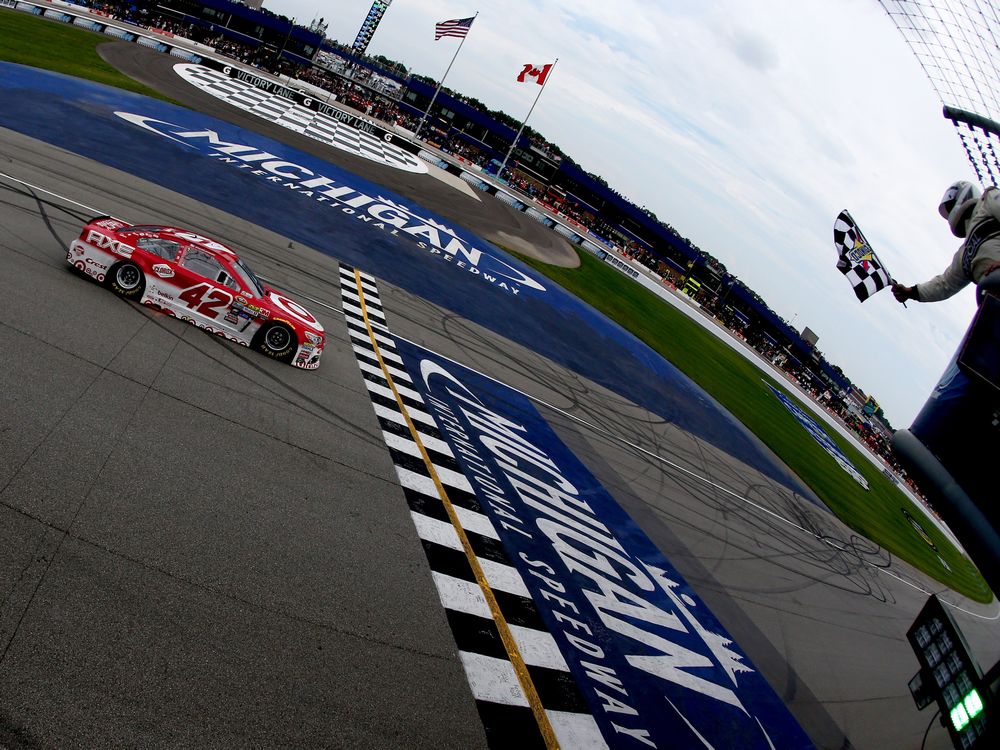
[230, 260, 261, 295]
[179, 247, 223, 280]
[217, 271, 241, 291]
[136, 237, 182, 262]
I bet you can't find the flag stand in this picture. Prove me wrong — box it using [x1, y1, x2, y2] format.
[415, 13, 478, 141]
[498, 58, 559, 179]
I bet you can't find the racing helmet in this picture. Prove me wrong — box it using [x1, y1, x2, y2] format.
[938, 180, 980, 225]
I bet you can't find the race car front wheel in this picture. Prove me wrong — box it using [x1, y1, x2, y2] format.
[108, 261, 145, 301]
[253, 322, 295, 362]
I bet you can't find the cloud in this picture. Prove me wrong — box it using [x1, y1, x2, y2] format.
[268, 0, 980, 425]
[726, 29, 780, 73]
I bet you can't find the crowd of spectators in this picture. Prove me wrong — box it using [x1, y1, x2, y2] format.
[298, 66, 417, 126]
[64, 0, 149, 24]
[62, 0, 921, 499]
[434, 136, 490, 167]
[314, 54, 403, 99]
[68, 3, 417, 126]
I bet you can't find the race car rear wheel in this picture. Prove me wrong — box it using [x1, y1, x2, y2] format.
[253, 322, 295, 362]
[108, 261, 145, 301]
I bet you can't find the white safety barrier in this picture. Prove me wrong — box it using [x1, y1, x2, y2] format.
[102, 25, 134, 41]
[580, 239, 607, 256]
[499, 193, 528, 211]
[169, 47, 200, 62]
[552, 223, 580, 241]
[524, 206, 549, 224]
[137, 36, 164, 50]
[459, 172, 487, 189]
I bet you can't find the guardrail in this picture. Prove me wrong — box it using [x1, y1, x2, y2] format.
[417, 150, 621, 261]
[6, 0, 204, 61]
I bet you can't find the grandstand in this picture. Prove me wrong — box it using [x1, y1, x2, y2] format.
[96, 0, 861, 413]
[156, 0, 322, 64]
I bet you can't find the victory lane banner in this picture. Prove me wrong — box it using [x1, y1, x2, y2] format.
[196, 56, 421, 156]
[392, 338, 813, 749]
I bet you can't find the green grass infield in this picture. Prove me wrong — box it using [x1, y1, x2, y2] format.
[2, 7, 991, 601]
[0, 7, 178, 103]
[513, 247, 991, 603]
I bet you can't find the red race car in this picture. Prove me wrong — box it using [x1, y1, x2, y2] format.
[68, 217, 325, 369]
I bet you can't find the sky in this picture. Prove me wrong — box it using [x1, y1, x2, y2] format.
[264, 0, 982, 427]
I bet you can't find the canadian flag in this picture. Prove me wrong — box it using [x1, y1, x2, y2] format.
[517, 63, 553, 85]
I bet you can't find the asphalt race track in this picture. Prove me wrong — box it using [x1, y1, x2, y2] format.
[0, 41, 999, 749]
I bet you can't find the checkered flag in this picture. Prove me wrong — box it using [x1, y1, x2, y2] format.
[833, 210, 893, 302]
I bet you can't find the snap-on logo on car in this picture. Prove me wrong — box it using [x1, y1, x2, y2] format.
[152, 264, 175, 278]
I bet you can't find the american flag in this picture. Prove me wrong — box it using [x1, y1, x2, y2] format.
[435, 16, 475, 40]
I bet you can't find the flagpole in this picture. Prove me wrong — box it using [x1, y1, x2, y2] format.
[499, 58, 558, 180]
[847, 210, 906, 306]
[415, 13, 478, 141]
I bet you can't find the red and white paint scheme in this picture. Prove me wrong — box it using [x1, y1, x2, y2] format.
[68, 217, 326, 369]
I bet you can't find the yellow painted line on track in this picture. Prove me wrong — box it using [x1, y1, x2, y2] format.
[350, 269, 560, 749]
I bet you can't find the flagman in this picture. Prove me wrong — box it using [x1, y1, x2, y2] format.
[891, 180, 1000, 513]
[891, 180, 1000, 303]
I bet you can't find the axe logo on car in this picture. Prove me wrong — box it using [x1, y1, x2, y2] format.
[68, 218, 325, 369]
[114, 112, 547, 297]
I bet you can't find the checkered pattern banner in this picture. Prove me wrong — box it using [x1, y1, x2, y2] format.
[174, 64, 427, 174]
[834, 210, 892, 302]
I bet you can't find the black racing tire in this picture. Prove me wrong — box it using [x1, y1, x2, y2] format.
[107, 261, 145, 301]
[252, 322, 296, 363]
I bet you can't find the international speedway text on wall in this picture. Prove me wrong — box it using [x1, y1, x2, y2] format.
[339, 266, 813, 749]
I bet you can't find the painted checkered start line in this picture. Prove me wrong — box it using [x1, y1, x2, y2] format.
[174, 63, 428, 174]
[338, 265, 813, 749]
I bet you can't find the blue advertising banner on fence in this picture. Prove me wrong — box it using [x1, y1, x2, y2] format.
[766, 384, 869, 490]
[396, 339, 813, 749]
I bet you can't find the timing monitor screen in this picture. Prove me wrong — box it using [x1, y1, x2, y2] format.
[959, 292, 1000, 395]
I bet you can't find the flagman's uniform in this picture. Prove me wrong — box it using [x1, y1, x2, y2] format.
[906, 187, 1000, 516]
[912, 187, 1000, 302]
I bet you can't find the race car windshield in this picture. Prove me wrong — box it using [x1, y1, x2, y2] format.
[233, 258, 265, 297]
